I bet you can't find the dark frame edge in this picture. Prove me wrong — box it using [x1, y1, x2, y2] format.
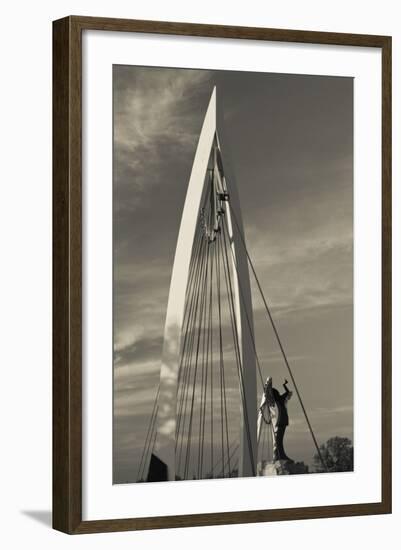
[53, 15, 82, 534]
[74, 501, 388, 534]
[381, 35, 392, 515]
[64, 14, 392, 47]
[52, 15, 392, 535]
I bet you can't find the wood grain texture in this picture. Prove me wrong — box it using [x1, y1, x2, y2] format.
[381, 36, 392, 514]
[70, 15, 388, 47]
[52, 16, 82, 534]
[52, 15, 392, 534]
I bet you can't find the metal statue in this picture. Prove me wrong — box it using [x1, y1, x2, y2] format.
[258, 377, 293, 462]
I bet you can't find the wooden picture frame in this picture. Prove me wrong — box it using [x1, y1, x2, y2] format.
[53, 15, 392, 534]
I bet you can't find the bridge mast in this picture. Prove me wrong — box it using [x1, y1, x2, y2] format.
[149, 87, 257, 481]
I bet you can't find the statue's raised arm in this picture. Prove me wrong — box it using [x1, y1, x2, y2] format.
[282, 379, 293, 403]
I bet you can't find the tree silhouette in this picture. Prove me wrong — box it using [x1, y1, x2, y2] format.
[314, 436, 353, 473]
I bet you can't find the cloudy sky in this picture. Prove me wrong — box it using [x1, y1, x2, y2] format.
[113, 65, 353, 483]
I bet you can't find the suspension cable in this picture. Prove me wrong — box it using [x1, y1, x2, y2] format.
[220, 217, 256, 476]
[220, 214, 265, 389]
[216, 233, 231, 477]
[136, 387, 159, 481]
[183, 229, 211, 479]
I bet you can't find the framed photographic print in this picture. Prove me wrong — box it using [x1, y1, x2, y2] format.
[53, 16, 392, 534]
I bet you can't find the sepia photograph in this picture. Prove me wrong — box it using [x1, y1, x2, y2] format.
[112, 65, 354, 484]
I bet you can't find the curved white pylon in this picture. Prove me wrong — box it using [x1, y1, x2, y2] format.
[150, 87, 257, 481]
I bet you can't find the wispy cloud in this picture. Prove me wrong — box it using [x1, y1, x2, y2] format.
[114, 67, 213, 207]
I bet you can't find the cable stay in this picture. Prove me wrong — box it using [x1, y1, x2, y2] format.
[136, 386, 159, 482]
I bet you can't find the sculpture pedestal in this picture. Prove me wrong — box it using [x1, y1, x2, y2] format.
[258, 459, 309, 476]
